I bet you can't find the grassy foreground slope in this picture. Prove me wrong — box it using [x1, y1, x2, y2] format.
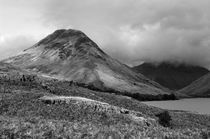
[0, 73, 210, 138]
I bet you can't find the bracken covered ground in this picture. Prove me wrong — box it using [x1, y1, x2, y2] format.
[0, 73, 210, 138]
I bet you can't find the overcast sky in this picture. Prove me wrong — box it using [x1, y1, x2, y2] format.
[1, 0, 210, 68]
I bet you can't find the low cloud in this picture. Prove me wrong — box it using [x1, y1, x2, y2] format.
[0, 35, 35, 60]
[40, 0, 210, 68]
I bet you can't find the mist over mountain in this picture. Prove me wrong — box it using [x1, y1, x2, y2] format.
[132, 62, 209, 90]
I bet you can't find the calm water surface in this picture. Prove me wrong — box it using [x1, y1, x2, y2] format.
[142, 98, 210, 115]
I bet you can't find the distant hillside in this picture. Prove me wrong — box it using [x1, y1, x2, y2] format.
[132, 62, 209, 90]
[177, 73, 210, 97]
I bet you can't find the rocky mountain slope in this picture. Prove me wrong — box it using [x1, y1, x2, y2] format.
[2, 29, 171, 98]
[132, 62, 209, 90]
[0, 62, 24, 73]
[177, 73, 210, 97]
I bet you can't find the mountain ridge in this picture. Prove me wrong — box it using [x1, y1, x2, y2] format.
[177, 73, 210, 97]
[132, 62, 209, 90]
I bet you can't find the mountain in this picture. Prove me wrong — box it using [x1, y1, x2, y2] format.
[132, 62, 209, 90]
[2, 29, 172, 100]
[177, 73, 210, 97]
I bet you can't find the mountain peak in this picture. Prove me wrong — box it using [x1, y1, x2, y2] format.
[36, 29, 88, 46]
[54, 29, 86, 37]
[24, 28, 106, 59]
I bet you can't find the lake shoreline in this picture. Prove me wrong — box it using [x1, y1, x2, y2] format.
[142, 98, 210, 115]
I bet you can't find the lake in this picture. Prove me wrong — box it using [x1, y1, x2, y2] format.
[142, 98, 210, 115]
